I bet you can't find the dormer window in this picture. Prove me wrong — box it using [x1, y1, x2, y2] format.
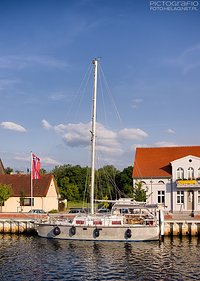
[158, 180, 165, 184]
[187, 167, 194, 179]
[177, 167, 184, 179]
[141, 181, 146, 185]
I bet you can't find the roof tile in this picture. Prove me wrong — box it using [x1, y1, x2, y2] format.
[0, 174, 57, 197]
[133, 146, 200, 178]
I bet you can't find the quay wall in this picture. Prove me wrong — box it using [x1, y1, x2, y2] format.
[0, 212, 74, 234]
[0, 219, 36, 234]
[164, 221, 200, 236]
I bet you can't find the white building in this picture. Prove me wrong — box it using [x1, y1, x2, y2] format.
[132, 146, 200, 215]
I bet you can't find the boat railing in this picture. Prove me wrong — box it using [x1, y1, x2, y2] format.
[123, 213, 157, 225]
[72, 215, 123, 227]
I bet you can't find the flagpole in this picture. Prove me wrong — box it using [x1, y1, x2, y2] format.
[30, 151, 33, 210]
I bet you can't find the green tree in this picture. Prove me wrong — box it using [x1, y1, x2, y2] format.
[65, 183, 79, 201]
[5, 167, 13, 174]
[133, 181, 147, 202]
[95, 165, 119, 200]
[52, 164, 89, 201]
[115, 166, 133, 197]
[59, 177, 79, 201]
[0, 184, 12, 212]
[59, 177, 70, 199]
[40, 168, 47, 175]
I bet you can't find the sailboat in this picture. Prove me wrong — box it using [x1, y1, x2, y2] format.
[36, 59, 164, 241]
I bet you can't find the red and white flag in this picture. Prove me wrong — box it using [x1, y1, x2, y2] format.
[32, 153, 41, 179]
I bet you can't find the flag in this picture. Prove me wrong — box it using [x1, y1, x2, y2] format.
[32, 153, 41, 179]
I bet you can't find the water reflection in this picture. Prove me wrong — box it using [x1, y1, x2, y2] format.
[0, 235, 200, 280]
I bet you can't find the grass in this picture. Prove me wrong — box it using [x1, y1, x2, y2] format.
[67, 201, 90, 209]
[67, 201, 98, 210]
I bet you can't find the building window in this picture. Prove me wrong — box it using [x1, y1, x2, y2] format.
[198, 168, 200, 178]
[187, 167, 194, 179]
[198, 191, 200, 204]
[177, 167, 184, 179]
[158, 180, 165, 184]
[177, 191, 184, 204]
[20, 198, 34, 206]
[158, 191, 165, 204]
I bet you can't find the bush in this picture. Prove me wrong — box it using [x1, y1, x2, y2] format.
[48, 209, 58, 213]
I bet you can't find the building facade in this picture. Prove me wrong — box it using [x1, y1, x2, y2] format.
[132, 146, 200, 214]
[0, 174, 59, 212]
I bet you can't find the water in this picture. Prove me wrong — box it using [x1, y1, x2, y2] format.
[0, 235, 200, 281]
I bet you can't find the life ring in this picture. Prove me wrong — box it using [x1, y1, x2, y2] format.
[125, 228, 132, 239]
[53, 226, 61, 236]
[93, 228, 100, 238]
[70, 226, 76, 236]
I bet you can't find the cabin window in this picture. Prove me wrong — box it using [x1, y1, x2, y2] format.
[157, 191, 165, 204]
[187, 167, 194, 179]
[177, 167, 184, 179]
[177, 191, 184, 204]
[20, 198, 34, 206]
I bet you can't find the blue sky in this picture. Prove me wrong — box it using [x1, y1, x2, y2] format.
[0, 0, 200, 172]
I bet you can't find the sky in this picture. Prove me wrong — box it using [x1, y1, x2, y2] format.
[0, 0, 200, 172]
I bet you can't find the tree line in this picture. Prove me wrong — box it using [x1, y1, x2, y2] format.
[52, 164, 146, 202]
[0, 164, 146, 208]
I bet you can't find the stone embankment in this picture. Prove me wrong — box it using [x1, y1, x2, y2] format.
[164, 212, 200, 236]
[0, 212, 74, 234]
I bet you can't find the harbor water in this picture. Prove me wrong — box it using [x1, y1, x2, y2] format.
[0, 234, 200, 281]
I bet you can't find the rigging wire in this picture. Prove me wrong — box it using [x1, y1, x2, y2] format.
[65, 60, 132, 205]
[98, 63, 123, 127]
[65, 62, 93, 122]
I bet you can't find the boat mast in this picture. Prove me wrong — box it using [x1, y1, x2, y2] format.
[90, 58, 98, 215]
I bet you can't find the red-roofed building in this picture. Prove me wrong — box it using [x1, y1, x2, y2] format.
[0, 174, 59, 212]
[0, 158, 5, 175]
[132, 146, 200, 214]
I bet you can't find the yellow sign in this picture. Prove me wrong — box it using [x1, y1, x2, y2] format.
[177, 180, 197, 185]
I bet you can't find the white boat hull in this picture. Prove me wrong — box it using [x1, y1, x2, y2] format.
[36, 223, 160, 242]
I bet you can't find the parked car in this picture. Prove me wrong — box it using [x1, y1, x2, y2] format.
[68, 208, 86, 214]
[96, 208, 110, 214]
[28, 209, 46, 214]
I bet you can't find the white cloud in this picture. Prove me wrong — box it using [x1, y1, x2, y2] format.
[42, 157, 62, 166]
[96, 144, 123, 155]
[163, 44, 200, 74]
[119, 128, 148, 140]
[15, 154, 61, 167]
[42, 119, 52, 130]
[55, 122, 91, 147]
[182, 44, 200, 56]
[49, 93, 66, 101]
[0, 121, 26, 132]
[0, 55, 68, 70]
[131, 98, 143, 109]
[45, 119, 148, 161]
[0, 78, 19, 91]
[26, 55, 67, 69]
[14, 155, 30, 162]
[154, 141, 177, 147]
[167, 128, 176, 134]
